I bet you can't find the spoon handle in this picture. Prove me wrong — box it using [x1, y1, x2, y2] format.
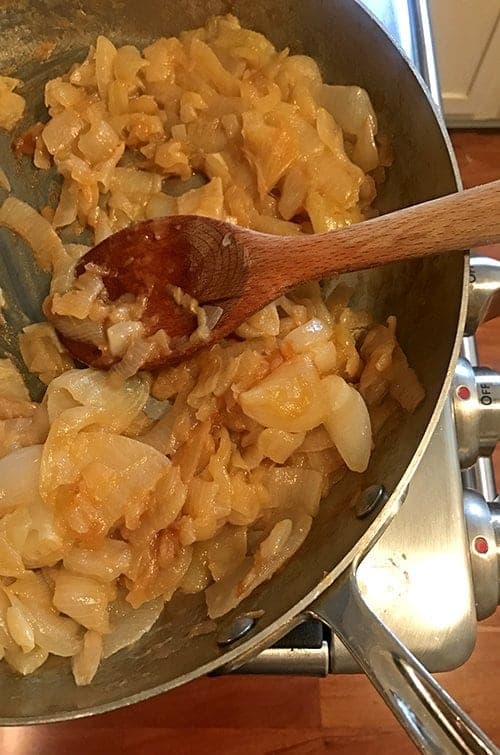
[273, 179, 500, 284]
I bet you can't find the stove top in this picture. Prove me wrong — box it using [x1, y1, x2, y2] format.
[236, 0, 500, 677]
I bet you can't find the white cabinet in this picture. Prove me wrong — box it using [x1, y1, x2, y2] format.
[429, 0, 500, 125]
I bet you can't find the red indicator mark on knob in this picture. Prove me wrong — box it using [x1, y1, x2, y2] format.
[456, 385, 471, 401]
[473, 536, 489, 555]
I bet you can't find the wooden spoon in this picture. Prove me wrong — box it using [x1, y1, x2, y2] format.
[61, 179, 500, 369]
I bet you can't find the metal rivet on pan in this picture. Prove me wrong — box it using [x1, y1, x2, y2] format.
[216, 615, 256, 646]
[356, 484, 388, 518]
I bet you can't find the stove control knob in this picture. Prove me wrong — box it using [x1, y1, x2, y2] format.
[453, 357, 500, 468]
[463, 489, 500, 620]
[465, 255, 500, 336]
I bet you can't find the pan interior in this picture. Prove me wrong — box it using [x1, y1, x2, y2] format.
[0, 0, 463, 722]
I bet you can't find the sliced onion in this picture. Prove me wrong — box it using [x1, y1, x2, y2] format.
[0, 359, 30, 402]
[283, 318, 332, 354]
[95, 35, 117, 100]
[0, 166, 10, 192]
[34, 135, 51, 170]
[322, 375, 371, 472]
[102, 592, 164, 658]
[145, 192, 177, 219]
[72, 630, 103, 686]
[0, 445, 43, 514]
[205, 512, 312, 619]
[206, 525, 247, 582]
[93, 209, 112, 243]
[319, 85, 379, 172]
[4, 645, 48, 675]
[240, 356, 326, 433]
[107, 321, 145, 358]
[111, 338, 157, 380]
[49, 314, 106, 346]
[52, 178, 78, 228]
[65, 245, 90, 263]
[0, 196, 65, 271]
[63, 539, 132, 582]
[53, 570, 115, 634]
[42, 110, 83, 158]
[0, 76, 25, 131]
[204, 305, 223, 331]
[78, 119, 120, 165]
[6, 604, 35, 653]
[5, 574, 82, 657]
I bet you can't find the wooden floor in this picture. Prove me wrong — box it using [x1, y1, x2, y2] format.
[1, 131, 499, 754]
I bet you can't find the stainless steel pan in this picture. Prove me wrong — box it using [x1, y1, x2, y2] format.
[0, 1, 495, 751]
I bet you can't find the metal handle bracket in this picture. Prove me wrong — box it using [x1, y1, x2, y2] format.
[310, 569, 498, 754]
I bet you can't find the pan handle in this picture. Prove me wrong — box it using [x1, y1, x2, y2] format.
[310, 570, 498, 754]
